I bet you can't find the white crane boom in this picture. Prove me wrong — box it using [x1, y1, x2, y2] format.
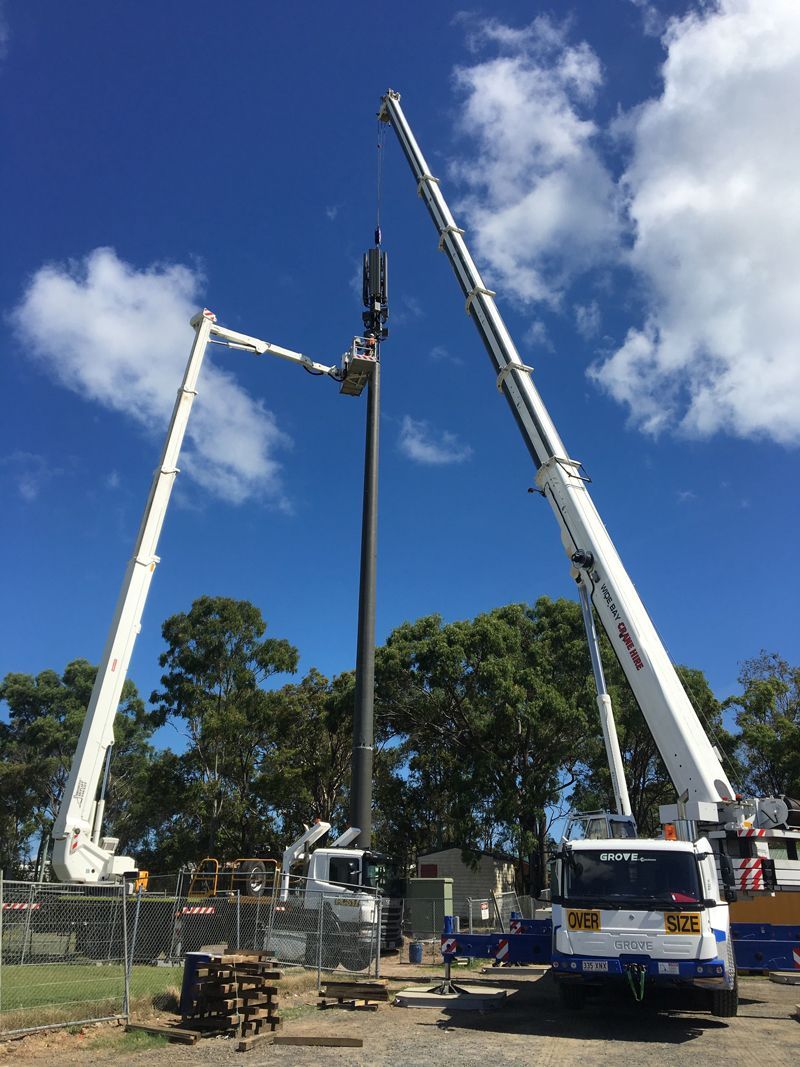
[378, 89, 738, 816]
[52, 312, 345, 883]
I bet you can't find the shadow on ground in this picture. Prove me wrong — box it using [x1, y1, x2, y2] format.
[417, 971, 743, 1046]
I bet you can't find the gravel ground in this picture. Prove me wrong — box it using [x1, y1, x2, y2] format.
[4, 973, 798, 1067]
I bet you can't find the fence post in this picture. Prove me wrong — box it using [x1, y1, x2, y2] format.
[375, 897, 382, 979]
[121, 884, 130, 1019]
[19, 882, 35, 966]
[236, 891, 241, 951]
[127, 887, 143, 980]
[491, 890, 505, 931]
[316, 893, 324, 990]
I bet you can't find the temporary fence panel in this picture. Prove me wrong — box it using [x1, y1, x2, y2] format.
[0, 876, 127, 1038]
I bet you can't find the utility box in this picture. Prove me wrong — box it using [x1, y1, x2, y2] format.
[405, 877, 453, 939]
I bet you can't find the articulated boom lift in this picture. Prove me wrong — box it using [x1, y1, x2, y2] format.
[52, 311, 369, 885]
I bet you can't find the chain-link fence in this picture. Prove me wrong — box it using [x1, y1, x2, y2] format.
[0, 875, 128, 1037]
[466, 890, 538, 932]
[0, 872, 386, 1037]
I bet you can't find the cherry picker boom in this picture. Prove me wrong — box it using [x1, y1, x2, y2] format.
[378, 88, 800, 1001]
[51, 310, 369, 885]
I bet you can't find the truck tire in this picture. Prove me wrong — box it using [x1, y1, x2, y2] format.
[710, 942, 738, 1017]
[558, 981, 587, 1010]
[235, 860, 267, 897]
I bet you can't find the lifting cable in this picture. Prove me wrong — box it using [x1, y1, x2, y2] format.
[374, 118, 386, 246]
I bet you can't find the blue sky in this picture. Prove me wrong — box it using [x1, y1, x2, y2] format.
[1, 1, 798, 752]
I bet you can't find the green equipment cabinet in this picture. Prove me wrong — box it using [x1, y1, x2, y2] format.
[405, 878, 453, 939]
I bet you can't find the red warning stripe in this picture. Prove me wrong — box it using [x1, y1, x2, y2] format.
[440, 937, 458, 955]
[2, 902, 41, 911]
[495, 938, 509, 961]
[180, 906, 216, 915]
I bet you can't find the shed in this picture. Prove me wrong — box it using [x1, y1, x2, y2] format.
[416, 847, 518, 918]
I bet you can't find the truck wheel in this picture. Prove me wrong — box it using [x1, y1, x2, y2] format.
[710, 942, 738, 1017]
[558, 981, 587, 1010]
[340, 943, 372, 971]
[709, 984, 738, 1017]
[235, 860, 267, 897]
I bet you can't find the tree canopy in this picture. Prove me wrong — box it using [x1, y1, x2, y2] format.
[0, 593, 794, 883]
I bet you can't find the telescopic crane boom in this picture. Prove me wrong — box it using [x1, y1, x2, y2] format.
[378, 88, 788, 835]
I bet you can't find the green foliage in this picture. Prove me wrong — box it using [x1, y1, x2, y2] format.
[148, 596, 299, 861]
[374, 598, 591, 883]
[726, 651, 800, 798]
[0, 661, 154, 876]
[3, 591, 790, 885]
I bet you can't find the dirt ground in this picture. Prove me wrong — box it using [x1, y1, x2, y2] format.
[3, 965, 798, 1067]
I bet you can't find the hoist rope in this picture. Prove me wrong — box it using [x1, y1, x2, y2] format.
[375, 119, 386, 245]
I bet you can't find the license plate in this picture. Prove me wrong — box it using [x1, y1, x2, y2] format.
[664, 913, 701, 935]
[566, 909, 602, 932]
[658, 962, 680, 975]
[582, 960, 608, 972]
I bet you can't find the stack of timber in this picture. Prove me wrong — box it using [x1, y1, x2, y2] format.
[319, 979, 390, 1009]
[182, 950, 283, 1041]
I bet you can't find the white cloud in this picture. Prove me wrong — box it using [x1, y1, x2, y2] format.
[574, 300, 601, 340]
[398, 416, 473, 466]
[11, 248, 290, 505]
[325, 205, 339, 221]
[591, 0, 800, 445]
[626, 0, 668, 37]
[106, 469, 121, 490]
[430, 344, 463, 366]
[524, 319, 552, 351]
[0, 451, 56, 502]
[451, 16, 621, 307]
[393, 293, 425, 326]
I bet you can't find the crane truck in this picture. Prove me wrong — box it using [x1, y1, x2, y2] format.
[377, 88, 800, 1010]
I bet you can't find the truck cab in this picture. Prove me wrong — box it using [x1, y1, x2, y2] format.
[551, 837, 737, 1014]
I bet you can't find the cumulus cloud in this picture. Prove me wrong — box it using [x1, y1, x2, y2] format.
[451, 16, 621, 307]
[591, 0, 800, 444]
[398, 416, 473, 465]
[11, 248, 290, 505]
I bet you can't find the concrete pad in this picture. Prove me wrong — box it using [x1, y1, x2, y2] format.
[768, 971, 800, 985]
[394, 983, 512, 1010]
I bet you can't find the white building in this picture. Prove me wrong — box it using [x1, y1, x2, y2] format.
[417, 847, 518, 918]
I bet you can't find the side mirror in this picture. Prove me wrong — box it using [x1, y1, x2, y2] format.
[724, 888, 738, 903]
[702, 897, 719, 909]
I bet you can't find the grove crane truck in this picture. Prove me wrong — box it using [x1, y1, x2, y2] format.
[377, 88, 800, 1010]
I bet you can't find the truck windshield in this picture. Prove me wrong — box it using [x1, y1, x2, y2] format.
[362, 854, 402, 895]
[564, 849, 701, 907]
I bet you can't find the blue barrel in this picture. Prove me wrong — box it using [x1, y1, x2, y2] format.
[180, 951, 211, 1015]
[409, 941, 424, 965]
[442, 914, 456, 934]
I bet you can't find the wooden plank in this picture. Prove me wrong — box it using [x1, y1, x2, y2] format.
[236, 1031, 275, 1052]
[274, 1035, 363, 1048]
[126, 1022, 197, 1044]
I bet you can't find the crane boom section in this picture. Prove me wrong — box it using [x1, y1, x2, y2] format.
[52, 310, 216, 882]
[379, 89, 735, 807]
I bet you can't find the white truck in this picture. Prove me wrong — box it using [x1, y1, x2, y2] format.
[269, 820, 402, 966]
[378, 88, 800, 1010]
